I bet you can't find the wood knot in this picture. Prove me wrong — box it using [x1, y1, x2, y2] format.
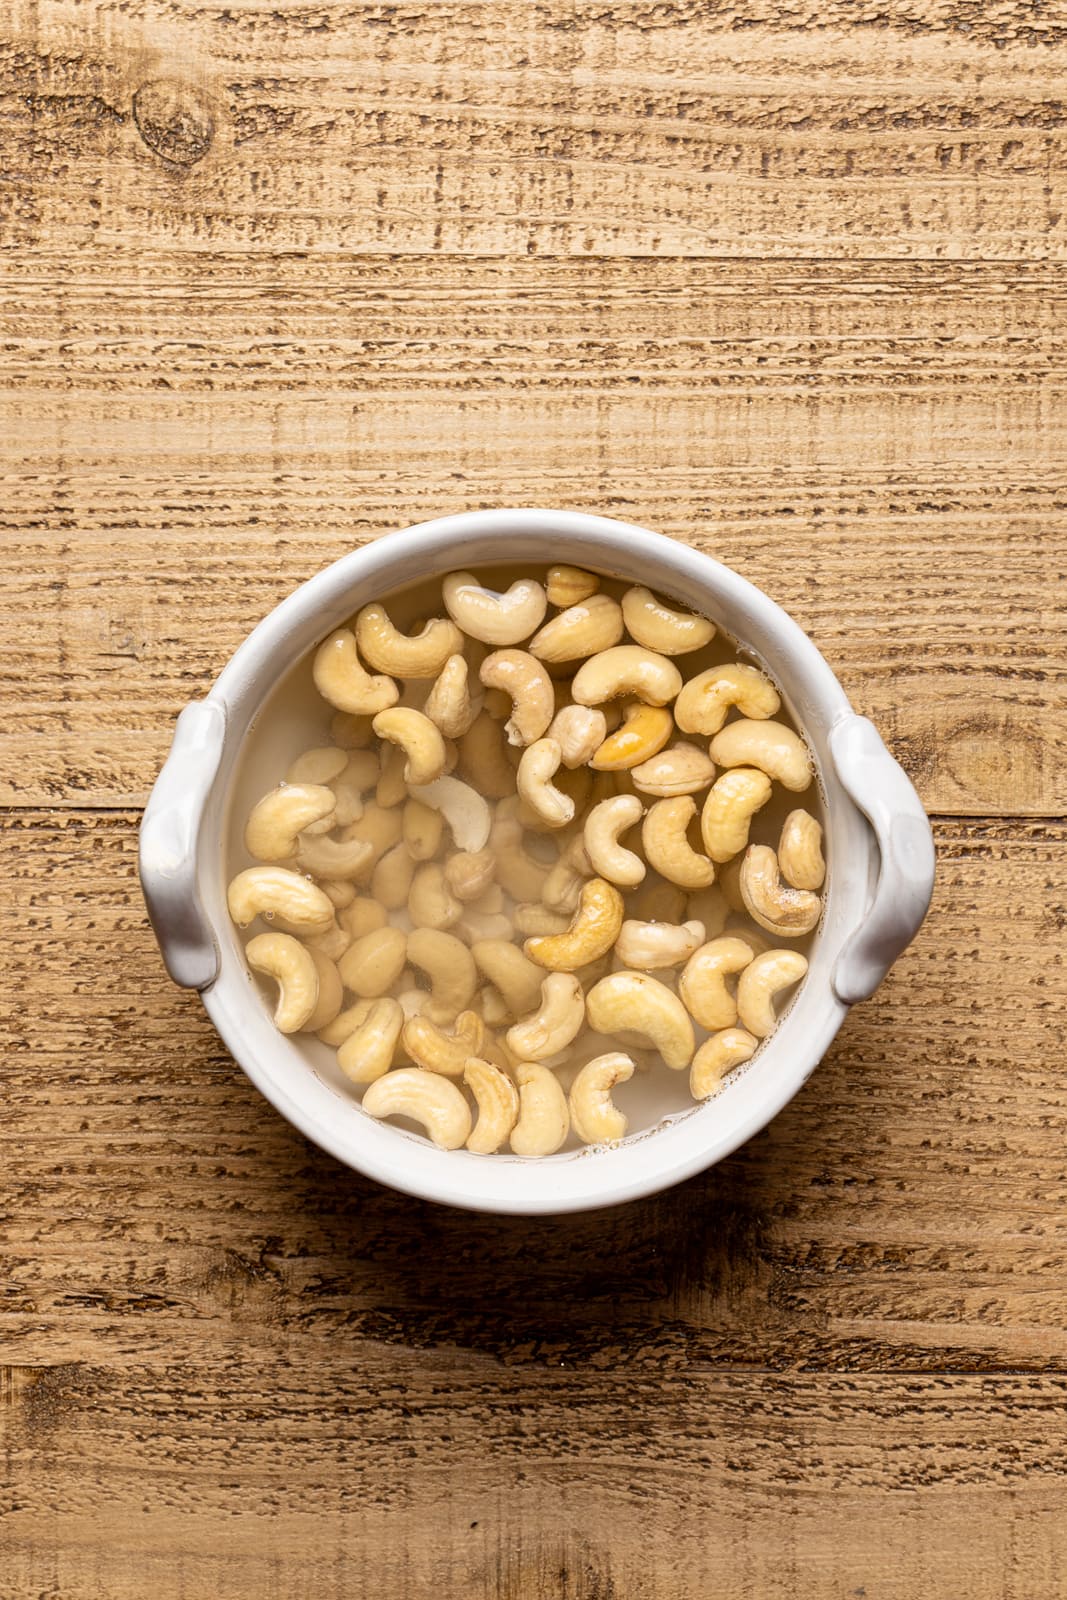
[132, 79, 214, 166]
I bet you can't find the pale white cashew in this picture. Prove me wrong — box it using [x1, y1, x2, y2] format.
[457, 909, 515, 943]
[675, 663, 780, 735]
[371, 840, 417, 911]
[408, 774, 491, 852]
[510, 1062, 570, 1157]
[590, 703, 674, 771]
[779, 808, 826, 891]
[709, 719, 813, 793]
[477, 984, 511, 1028]
[330, 750, 381, 826]
[678, 936, 755, 1031]
[355, 602, 463, 679]
[615, 919, 705, 971]
[371, 707, 447, 788]
[402, 1008, 485, 1075]
[303, 948, 344, 1032]
[407, 928, 478, 1022]
[506, 972, 585, 1061]
[317, 998, 374, 1046]
[631, 743, 716, 798]
[585, 972, 695, 1070]
[442, 571, 547, 646]
[313, 628, 398, 715]
[583, 794, 645, 888]
[642, 796, 715, 889]
[396, 988, 430, 1019]
[337, 997, 404, 1084]
[549, 703, 607, 768]
[295, 830, 375, 882]
[490, 802, 552, 902]
[736, 949, 809, 1038]
[337, 926, 407, 997]
[408, 862, 463, 930]
[542, 832, 593, 914]
[527, 593, 624, 664]
[464, 1057, 521, 1154]
[402, 797, 444, 861]
[245, 932, 319, 1032]
[285, 747, 349, 786]
[690, 1028, 758, 1100]
[524, 877, 625, 972]
[302, 919, 352, 962]
[339, 896, 388, 939]
[571, 645, 682, 708]
[513, 903, 572, 937]
[545, 564, 599, 607]
[423, 653, 478, 739]
[227, 867, 335, 935]
[329, 711, 374, 749]
[471, 939, 544, 1021]
[244, 783, 336, 862]
[700, 767, 773, 863]
[628, 875, 689, 925]
[621, 587, 716, 656]
[361, 1067, 472, 1150]
[479, 649, 555, 746]
[569, 1052, 635, 1144]
[740, 845, 822, 937]
[516, 738, 574, 828]
[443, 848, 496, 903]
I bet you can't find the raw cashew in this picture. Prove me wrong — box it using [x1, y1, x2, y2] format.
[471, 939, 544, 1020]
[313, 628, 399, 715]
[616, 919, 705, 971]
[330, 750, 380, 826]
[585, 972, 695, 1070]
[549, 703, 607, 768]
[370, 707, 446, 788]
[779, 809, 826, 891]
[525, 877, 625, 972]
[245, 783, 336, 862]
[490, 801, 552, 902]
[303, 919, 352, 963]
[709, 719, 813, 792]
[295, 830, 375, 883]
[527, 593, 624, 664]
[740, 845, 822, 936]
[442, 572, 547, 646]
[717, 855, 746, 912]
[403, 1008, 485, 1075]
[330, 711, 375, 749]
[409, 774, 491, 852]
[546, 564, 599, 607]
[506, 972, 585, 1060]
[675, 663, 780, 735]
[513, 903, 571, 937]
[678, 936, 755, 1031]
[584, 794, 646, 888]
[317, 998, 374, 1046]
[303, 948, 345, 1032]
[621, 587, 716, 656]
[402, 797, 444, 861]
[571, 646, 682, 708]
[736, 949, 809, 1037]
[457, 909, 514, 943]
[700, 768, 773, 863]
[464, 1057, 521, 1154]
[569, 1052, 635, 1144]
[285, 748, 349, 786]
[371, 840, 417, 911]
[444, 848, 496, 903]
[690, 1028, 758, 1100]
[355, 603, 463, 679]
[227, 867, 335, 935]
[591, 704, 673, 771]
[408, 862, 463, 930]
[479, 650, 555, 746]
[337, 997, 404, 1084]
[516, 738, 574, 828]
[457, 710, 518, 798]
[245, 932, 320, 1032]
[338, 926, 408, 998]
[339, 896, 388, 939]
[542, 832, 593, 914]
[361, 1068, 472, 1150]
[423, 654, 478, 739]
[407, 928, 478, 1022]
[341, 802, 404, 876]
[686, 885, 729, 941]
[477, 984, 511, 1028]
[642, 796, 715, 889]
[510, 1062, 570, 1157]
[631, 743, 716, 798]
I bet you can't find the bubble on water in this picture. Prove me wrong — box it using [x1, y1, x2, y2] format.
[264, 910, 275, 921]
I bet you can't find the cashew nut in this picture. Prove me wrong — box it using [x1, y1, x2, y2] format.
[423, 653, 478, 739]
[678, 936, 755, 1031]
[631, 743, 716, 798]
[303, 947, 345, 1032]
[316, 998, 374, 1046]
[443, 848, 496, 903]
[371, 840, 417, 911]
[406, 928, 478, 1022]
[524, 877, 625, 972]
[479, 650, 555, 746]
[546, 564, 599, 607]
[642, 796, 715, 890]
[340, 803, 404, 878]
[513, 903, 571, 937]
[739, 845, 822, 937]
[330, 750, 380, 826]
[244, 783, 336, 862]
[402, 797, 444, 861]
[330, 711, 375, 749]
[571, 646, 682, 708]
[583, 794, 646, 888]
[409, 774, 491, 852]
[464, 1057, 521, 1154]
[477, 984, 511, 1028]
[690, 1028, 758, 1100]
[542, 832, 593, 914]
[337, 926, 407, 998]
[408, 861, 463, 930]
[675, 663, 780, 735]
[569, 1052, 635, 1144]
[628, 875, 689, 925]
[313, 628, 399, 715]
[361, 1067, 472, 1150]
[490, 801, 552, 902]
[549, 703, 607, 768]
[285, 747, 349, 786]
[717, 855, 746, 912]
[339, 896, 388, 940]
[303, 919, 352, 963]
[294, 830, 375, 883]
[245, 932, 320, 1032]
[471, 939, 544, 1020]
[457, 709, 518, 798]
[778, 808, 826, 891]
[458, 909, 515, 944]
[615, 918, 705, 971]
[355, 602, 463, 679]
[510, 1061, 570, 1157]
[402, 1008, 485, 1075]
[337, 997, 404, 1084]
[506, 972, 585, 1060]
[527, 593, 624, 664]
[585, 972, 695, 1070]
[590, 703, 674, 771]
[709, 719, 813, 793]
[515, 737, 574, 828]
[686, 885, 729, 941]
[700, 767, 773, 863]
[442, 571, 547, 646]
[620, 587, 716, 656]
[736, 949, 809, 1038]
[373, 744, 409, 809]
[227, 867, 335, 935]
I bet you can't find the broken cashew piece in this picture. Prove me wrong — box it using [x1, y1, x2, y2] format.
[442, 572, 547, 646]
[778, 808, 826, 891]
[402, 1008, 485, 1075]
[690, 1028, 758, 1100]
[546, 564, 599, 607]
[423, 654, 478, 739]
[549, 703, 608, 768]
[361, 1067, 472, 1150]
[678, 936, 755, 1031]
[591, 703, 674, 771]
[510, 1061, 570, 1157]
[506, 971, 585, 1060]
[406, 927, 478, 1023]
[464, 1057, 521, 1154]
[615, 918, 705, 971]
[525, 877, 625, 972]
[245, 932, 320, 1032]
[409, 774, 492, 852]
[355, 603, 463, 679]
[337, 926, 408, 998]
[709, 719, 813, 792]
[527, 593, 624, 664]
[516, 738, 575, 828]
[227, 866, 335, 935]
[313, 628, 399, 715]
[740, 845, 822, 936]
[736, 949, 809, 1038]
[372, 707, 448, 786]
[569, 1052, 635, 1144]
[642, 796, 716, 889]
[701, 767, 773, 863]
[674, 663, 781, 735]
[585, 972, 695, 1071]
[630, 742, 716, 798]
[583, 794, 646, 888]
[244, 783, 336, 862]
[479, 649, 555, 747]
[337, 997, 404, 1084]
[571, 645, 683, 708]
[620, 587, 716, 656]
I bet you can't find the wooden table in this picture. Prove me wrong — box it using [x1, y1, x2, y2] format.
[3, 4, 1065, 1596]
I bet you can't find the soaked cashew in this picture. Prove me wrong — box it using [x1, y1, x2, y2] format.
[740, 845, 822, 937]
[338, 926, 407, 998]
[546, 564, 599, 607]
[678, 936, 755, 1031]
[295, 830, 375, 883]
[615, 919, 705, 971]
[408, 862, 463, 930]
[513, 903, 571, 937]
[316, 997, 374, 1046]
[303, 948, 344, 1032]
[690, 1028, 758, 1100]
[591, 703, 674, 771]
[302, 919, 353, 963]
[736, 949, 809, 1038]
[245, 783, 336, 862]
[709, 718, 813, 793]
[778, 809, 826, 891]
[286, 747, 349, 786]
[549, 703, 607, 768]
[628, 876, 689, 925]
[674, 663, 780, 735]
[444, 848, 496, 903]
[330, 750, 380, 826]
[313, 628, 399, 715]
[621, 587, 716, 656]
[403, 1009, 485, 1076]
[423, 653, 478, 739]
[506, 972, 585, 1060]
[442, 572, 547, 646]
[457, 710, 518, 798]
[228, 866, 335, 935]
[409, 774, 491, 852]
[585, 972, 695, 1070]
[361, 1068, 472, 1150]
[525, 877, 625, 972]
[571, 645, 682, 708]
[337, 997, 404, 1084]
[510, 1062, 570, 1157]
[355, 602, 463, 679]
[527, 593, 624, 664]
[464, 1057, 521, 1154]
[371, 840, 417, 911]
[340, 802, 404, 876]
[330, 710, 375, 749]
[642, 796, 716, 889]
[477, 984, 511, 1028]
[631, 743, 716, 798]
[479, 649, 555, 746]
[458, 909, 515, 943]
[490, 801, 552, 902]
[583, 794, 646, 888]
[407, 928, 478, 1022]
[402, 797, 444, 861]
[686, 885, 729, 941]
[569, 1052, 635, 1144]
[371, 707, 447, 787]
[717, 855, 746, 913]
[700, 767, 773, 863]
[542, 832, 592, 914]
[339, 896, 388, 940]
[516, 738, 574, 828]
[245, 932, 320, 1032]
[471, 939, 544, 1020]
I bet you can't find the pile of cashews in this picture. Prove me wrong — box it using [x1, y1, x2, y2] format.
[227, 563, 826, 1158]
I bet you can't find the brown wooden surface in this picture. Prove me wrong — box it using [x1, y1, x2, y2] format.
[2, 4, 1066, 1597]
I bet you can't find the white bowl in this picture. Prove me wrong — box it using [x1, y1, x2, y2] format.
[140, 509, 934, 1214]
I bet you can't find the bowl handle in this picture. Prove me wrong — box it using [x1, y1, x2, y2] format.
[139, 699, 227, 991]
[828, 714, 936, 1006]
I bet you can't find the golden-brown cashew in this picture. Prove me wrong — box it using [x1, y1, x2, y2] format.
[778, 809, 826, 891]
[295, 829, 375, 883]
[339, 896, 388, 939]
[457, 709, 518, 798]
[549, 703, 607, 768]
[631, 743, 716, 798]
[408, 862, 463, 930]
[546, 564, 599, 607]
[227, 867, 335, 935]
[524, 877, 625, 972]
[479, 649, 555, 746]
[337, 997, 404, 1084]
[642, 796, 716, 889]
[471, 939, 545, 1020]
[542, 832, 592, 914]
[585, 972, 695, 1070]
[402, 797, 444, 861]
[245, 932, 320, 1032]
[409, 774, 491, 852]
[402, 1008, 485, 1076]
[313, 628, 399, 715]
[506, 972, 585, 1061]
[516, 737, 574, 828]
[244, 783, 336, 862]
[674, 663, 780, 736]
[615, 918, 705, 971]
[464, 1057, 521, 1154]
[406, 928, 478, 1023]
[571, 646, 682, 708]
[285, 747, 349, 786]
[709, 718, 813, 792]
[510, 1061, 570, 1157]
[371, 840, 417, 911]
[303, 948, 344, 1032]
[678, 936, 755, 1031]
[329, 710, 375, 749]
[583, 794, 646, 887]
[330, 750, 380, 826]
[569, 1052, 635, 1144]
[361, 1067, 472, 1150]
[316, 998, 374, 1046]
[620, 587, 716, 656]
[736, 949, 809, 1037]
[590, 704, 674, 771]
[490, 802, 552, 902]
[700, 767, 773, 863]
[338, 926, 407, 998]
[443, 848, 496, 903]
[690, 1027, 758, 1100]
[442, 572, 547, 646]
[423, 653, 478, 739]
[740, 845, 822, 937]
[527, 593, 624, 664]
[371, 707, 447, 787]
[355, 602, 463, 679]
